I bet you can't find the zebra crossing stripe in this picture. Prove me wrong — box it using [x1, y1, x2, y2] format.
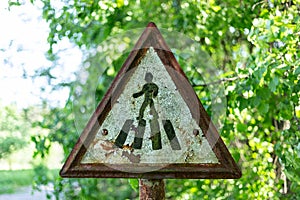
[115, 119, 180, 150]
[132, 119, 146, 149]
[162, 120, 181, 150]
[150, 118, 162, 150]
[114, 119, 133, 148]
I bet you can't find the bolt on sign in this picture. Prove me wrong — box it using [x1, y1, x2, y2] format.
[60, 22, 242, 179]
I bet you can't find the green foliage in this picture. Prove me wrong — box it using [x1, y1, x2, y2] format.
[9, 0, 300, 199]
[0, 105, 29, 159]
[0, 136, 26, 159]
[128, 179, 139, 192]
[0, 169, 35, 194]
[8, 0, 21, 7]
[31, 164, 137, 199]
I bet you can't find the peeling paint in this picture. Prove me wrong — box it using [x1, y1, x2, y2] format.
[81, 47, 219, 167]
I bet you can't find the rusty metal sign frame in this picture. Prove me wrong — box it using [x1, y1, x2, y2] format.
[60, 22, 242, 179]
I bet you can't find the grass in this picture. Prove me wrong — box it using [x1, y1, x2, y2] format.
[0, 169, 58, 194]
[0, 169, 34, 194]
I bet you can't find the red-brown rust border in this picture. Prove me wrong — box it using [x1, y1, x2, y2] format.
[60, 22, 242, 179]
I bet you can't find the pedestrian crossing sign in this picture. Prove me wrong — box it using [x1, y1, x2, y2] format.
[60, 22, 241, 179]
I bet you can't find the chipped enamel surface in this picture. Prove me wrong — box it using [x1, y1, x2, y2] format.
[81, 47, 219, 165]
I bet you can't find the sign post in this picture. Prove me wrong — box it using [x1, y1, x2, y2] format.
[60, 22, 241, 199]
[139, 179, 165, 200]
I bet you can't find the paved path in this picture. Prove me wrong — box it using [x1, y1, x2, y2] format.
[0, 186, 54, 200]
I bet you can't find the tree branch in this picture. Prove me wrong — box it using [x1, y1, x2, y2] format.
[192, 74, 248, 87]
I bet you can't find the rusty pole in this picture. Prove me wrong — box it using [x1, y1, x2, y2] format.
[139, 179, 165, 200]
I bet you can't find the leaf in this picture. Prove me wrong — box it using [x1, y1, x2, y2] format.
[257, 87, 271, 100]
[284, 168, 300, 183]
[237, 96, 248, 110]
[237, 123, 247, 132]
[219, 70, 235, 78]
[279, 103, 293, 120]
[116, 0, 124, 7]
[269, 76, 279, 92]
[232, 150, 241, 162]
[253, 66, 266, 80]
[128, 179, 139, 192]
[294, 66, 300, 75]
[211, 5, 221, 12]
[250, 96, 261, 107]
[258, 103, 269, 114]
[8, 1, 21, 7]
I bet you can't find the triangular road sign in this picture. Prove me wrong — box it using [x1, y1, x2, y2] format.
[60, 22, 241, 179]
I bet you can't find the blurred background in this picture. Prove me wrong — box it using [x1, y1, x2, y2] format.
[0, 0, 299, 199]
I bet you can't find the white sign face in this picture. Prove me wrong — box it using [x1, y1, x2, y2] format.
[81, 47, 219, 167]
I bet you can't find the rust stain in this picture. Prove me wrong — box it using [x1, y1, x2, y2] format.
[122, 151, 141, 163]
[139, 179, 165, 200]
[90, 138, 101, 148]
[122, 144, 134, 151]
[100, 140, 116, 151]
[105, 151, 114, 158]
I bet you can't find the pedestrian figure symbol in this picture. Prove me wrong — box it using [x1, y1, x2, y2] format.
[133, 72, 159, 121]
[114, 73, 181, 151]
